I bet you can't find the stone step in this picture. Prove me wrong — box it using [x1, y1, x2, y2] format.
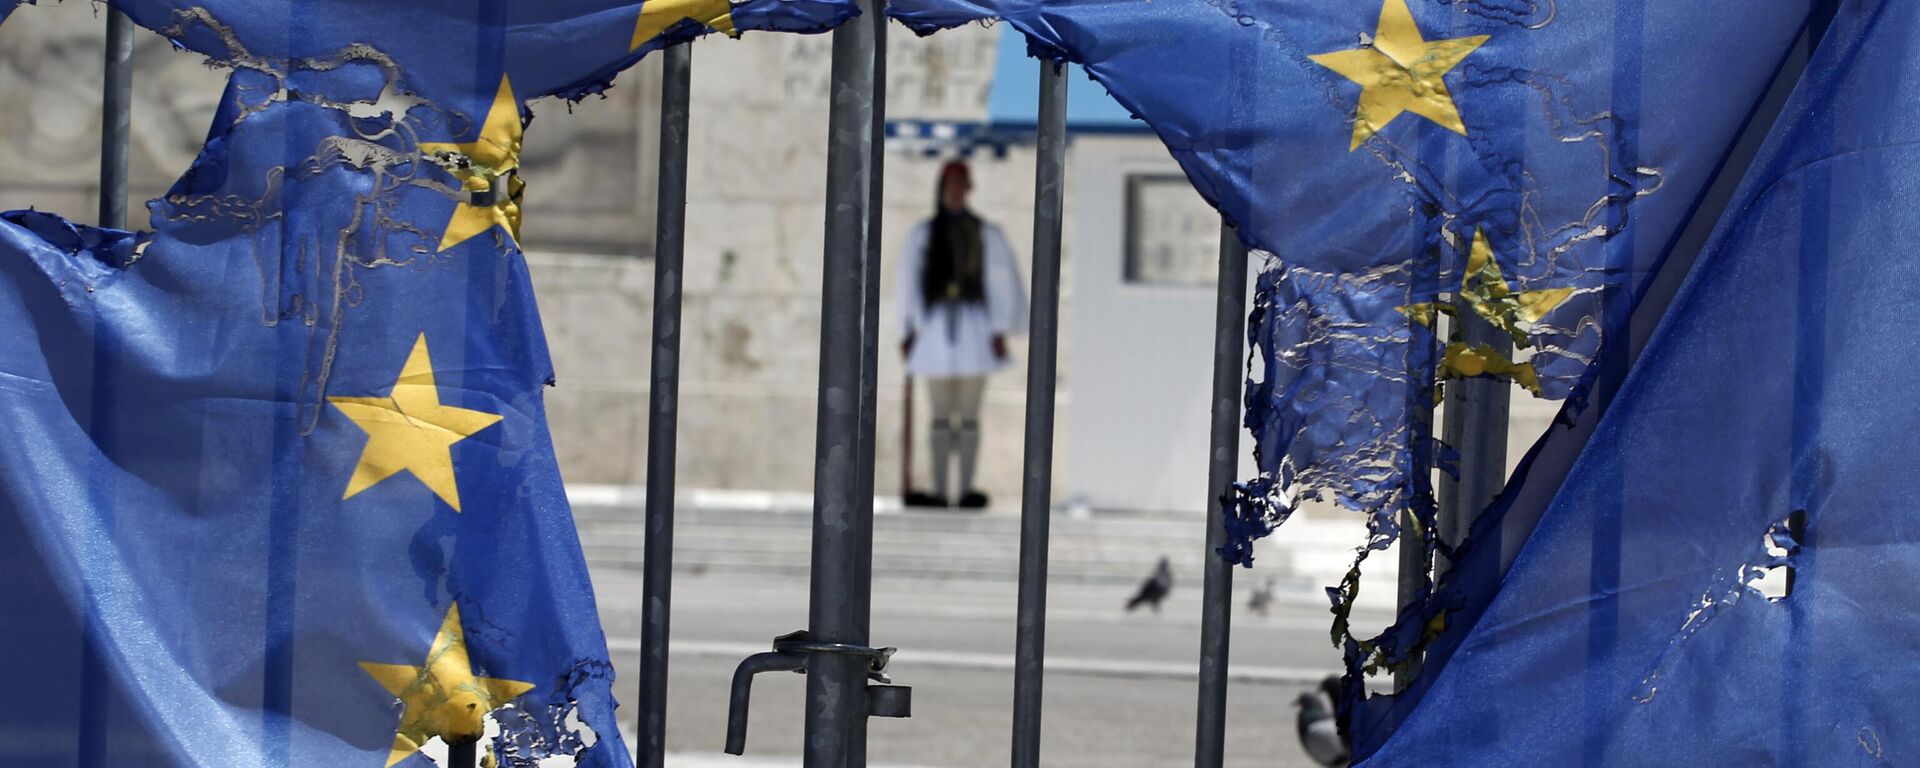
[573, 504, 1206, 537]
[576, 529, 1198, 560]
[571, 502, 1319, 587]
[586, 554, 1178, 586]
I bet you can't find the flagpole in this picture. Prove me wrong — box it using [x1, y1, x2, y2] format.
[1194, 223, 1249, 767]
[637, 40, 694, 768]
[1010, 58, 1068, 768]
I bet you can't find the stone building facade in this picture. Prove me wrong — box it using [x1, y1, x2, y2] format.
[0, 6, 1148, 507]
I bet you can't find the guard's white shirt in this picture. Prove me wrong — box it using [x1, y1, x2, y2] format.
[895, 217, 1029, 378]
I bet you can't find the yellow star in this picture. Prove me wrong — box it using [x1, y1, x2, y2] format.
[631, 0, 739, 51]
[360, 604, 536, 767]
[1440, 341, 1543, 394]
[1399, 228, 1572, 338]
[1308, 0, 1489, 150]
[420, 76, 524, 253]
[1399, 229, 1573, 394]
[1456, 228, 1573, 335]
[330, 334, 503, 512]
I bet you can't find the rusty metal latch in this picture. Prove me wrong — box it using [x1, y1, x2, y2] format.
[724, 630, 913, 755]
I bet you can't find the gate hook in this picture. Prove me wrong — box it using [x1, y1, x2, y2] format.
[723, 630, 913, 755]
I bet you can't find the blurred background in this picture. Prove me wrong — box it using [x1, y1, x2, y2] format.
[0, 6, 1558, 765]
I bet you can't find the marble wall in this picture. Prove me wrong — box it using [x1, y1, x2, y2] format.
[532, 26, 1077, 505]
[0, 8, 1084, 505]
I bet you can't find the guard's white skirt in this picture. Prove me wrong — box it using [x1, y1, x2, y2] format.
[905, 303, 1012, 378]
[895, 217, 1029, 378]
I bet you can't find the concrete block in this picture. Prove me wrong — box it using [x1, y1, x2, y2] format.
[680, 199, 784, 295]
[685, 102, 829, 205]
[546, 384, 646, 485]
[527, 252, 656, 385]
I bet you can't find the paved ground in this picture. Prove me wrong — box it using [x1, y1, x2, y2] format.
[589, 569, 1387, 767]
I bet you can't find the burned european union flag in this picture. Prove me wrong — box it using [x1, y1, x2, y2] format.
[0, 0, 853, 765]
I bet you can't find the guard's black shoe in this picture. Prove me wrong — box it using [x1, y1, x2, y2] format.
[903, 490, 949, 508]
[956, 490, 989, 509]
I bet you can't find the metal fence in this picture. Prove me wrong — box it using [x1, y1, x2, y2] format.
[78, 2, 1509, 766]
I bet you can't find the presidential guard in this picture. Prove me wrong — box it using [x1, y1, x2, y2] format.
[896, 160, 1027, 509]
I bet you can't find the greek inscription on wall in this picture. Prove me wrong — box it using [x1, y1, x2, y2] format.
[782, 26, 999, 121]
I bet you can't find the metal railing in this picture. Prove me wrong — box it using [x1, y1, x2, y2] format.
[74, 6, 1511, 767]
[605, 12, 1513, 768]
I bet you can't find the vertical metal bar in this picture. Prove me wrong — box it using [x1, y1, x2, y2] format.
[448, 741, 477, 768]
[804, 0, 881, 761]
[1436, 309, 1509, 565]
[636, 41, 693, 768]
[98, 8, 133, 228]
[77, 13, 136, 766]
[1393, 306, 1448, 692]
[1009, 60, 1068, 768]
[1193, 223, 1248, 768]
[848, 4, 887, 764]
[1392, 502, 1424, 691]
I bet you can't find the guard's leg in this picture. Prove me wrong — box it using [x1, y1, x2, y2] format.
[927, 377, 959, 502]
[954, 376, 987, 504]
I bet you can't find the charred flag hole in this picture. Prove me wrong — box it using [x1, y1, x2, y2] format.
[1633, 510, 1813, 703]
[1752, 510, 1807, 602]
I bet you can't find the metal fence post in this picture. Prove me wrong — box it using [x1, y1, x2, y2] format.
[1009, 59, 1068, 768]
[1193, 223, 1248, 768]
[1437, 310, 1509, 564]
[637, 40, 694, 768]
[848, 3, 887, 762]
[99, 7, 133, 227]
[77, 11, 135, 767]
[804, 0, 883, 762]
[1393, 503, 1426, 690]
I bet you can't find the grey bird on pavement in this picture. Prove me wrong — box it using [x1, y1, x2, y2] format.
[1125, 556, 1173, 613]
[1294, 681, 1350, 767]
[1248, 575, 1277, 616]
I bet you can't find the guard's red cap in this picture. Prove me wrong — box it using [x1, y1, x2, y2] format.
[940, 160, 971, 182]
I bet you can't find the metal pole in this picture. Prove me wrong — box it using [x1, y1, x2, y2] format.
[98, 8, 133, 228]
[1009, 60, 1068, 768]
[848, 5, 887, 763]
[1193, 223, 1248, 768]
[1392, 500, 1425, 691]
[803, 0, 881, 761]
[77, 12, 135, 767]
[1436, 309, 1509, 566]
[1391, 296, 1453, 692]
[448, 741, 477, 768]
[636, 41, 693, 768]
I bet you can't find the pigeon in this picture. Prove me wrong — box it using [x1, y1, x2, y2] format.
[1295, 676, 1350, 767]
[1248, 575, 1276, 616]
[1294, 686, 1350, 768]
[1125, 557, 1173, 613]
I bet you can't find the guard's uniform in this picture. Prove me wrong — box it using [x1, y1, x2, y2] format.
[894, 212, 1028, 506]
[895, 219, 1028, 377]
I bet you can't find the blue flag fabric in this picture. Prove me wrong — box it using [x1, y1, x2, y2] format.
[0, 94, 630, 768]
[0, 2, 862, 761]
[102, 0, 855, 103]
[0, 5, 773, 765]
[1356, 0, 1920, 763]
[889, 0, 1818, 565]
